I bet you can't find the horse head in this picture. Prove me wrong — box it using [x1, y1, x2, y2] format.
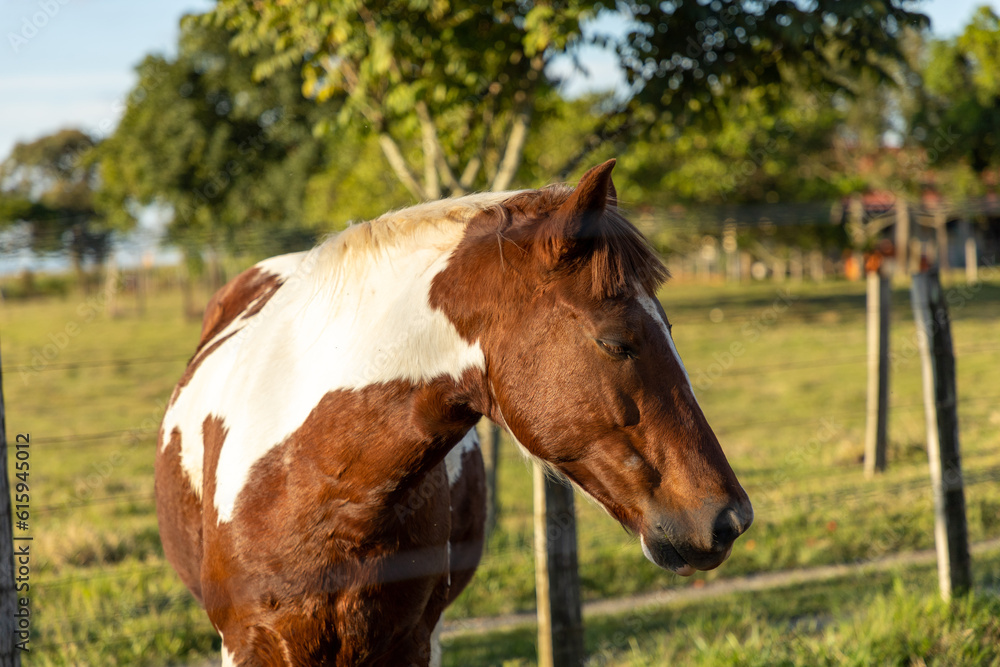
[433, 159, 752, 575]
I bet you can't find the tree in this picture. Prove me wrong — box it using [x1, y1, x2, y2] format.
[0, 129, 110, 281]
[96, 17, 340, 261]
[206, 1, 927, 199]
[614, 84, 845, 206]
[617, 1, 927, 129]
[207, 0, 603, 198]
[919, 6, 1000, 178]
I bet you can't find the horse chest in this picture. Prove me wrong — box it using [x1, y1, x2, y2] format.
[202, 457, 455, 665]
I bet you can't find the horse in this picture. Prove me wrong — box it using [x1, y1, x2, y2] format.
[155, 159, 753, 666]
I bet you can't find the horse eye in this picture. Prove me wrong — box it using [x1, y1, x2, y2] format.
[597, 339, 634, 360]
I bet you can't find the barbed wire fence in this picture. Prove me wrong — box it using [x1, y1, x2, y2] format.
[3, 285, 1000, 661]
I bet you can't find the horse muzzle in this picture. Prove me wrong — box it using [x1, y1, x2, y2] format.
[640, 500, 753, 576]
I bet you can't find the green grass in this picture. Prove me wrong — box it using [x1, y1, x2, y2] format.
[444, 550, 1000, 666]
[3, 272, 999, 665]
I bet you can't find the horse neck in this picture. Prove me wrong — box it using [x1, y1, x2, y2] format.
[282, 227, 489, 520]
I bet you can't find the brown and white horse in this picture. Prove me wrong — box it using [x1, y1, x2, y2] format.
[155, 160, 752, 666]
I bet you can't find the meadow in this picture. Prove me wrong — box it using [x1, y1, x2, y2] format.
[2, 268, 999, 665]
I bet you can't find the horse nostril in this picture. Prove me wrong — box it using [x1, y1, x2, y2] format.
[712, 507, 746, 547]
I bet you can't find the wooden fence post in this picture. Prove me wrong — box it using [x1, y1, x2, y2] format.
[533, 465, 584, 667]
[895, 201, 910, 276]
[484, 423, 501, 540]
[864, 270, 890, 476]
[722, 224, 738, 283]
[911, 270, 972, 600]
[0, 341, 22, 666]
[963, 225, 978, 285]
[103, 254, 120, 318]
[934, 207, 950, 272]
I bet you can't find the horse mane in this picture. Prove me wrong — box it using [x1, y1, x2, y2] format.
[321, 192, 517, 256]
[500, 185, 670, 299]
[308, 185, 668, 301]
[307, 191, 519, 292]
[582, 206, 671, 299]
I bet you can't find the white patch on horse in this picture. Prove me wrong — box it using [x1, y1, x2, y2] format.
[445, 428, 479, 487]
[220, 630, 236, 666]
[165, 193, 516, 522]
[637, 294, 697, 398]
[161, 251, 309, 496]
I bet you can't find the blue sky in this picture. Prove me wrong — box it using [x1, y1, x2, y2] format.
[1, 0, 999, 161]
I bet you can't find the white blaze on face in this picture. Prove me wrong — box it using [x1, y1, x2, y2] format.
[637, 294, 697, 399]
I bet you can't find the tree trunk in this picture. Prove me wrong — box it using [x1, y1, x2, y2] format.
[70, 249, 87, 293]
[378, 133, 426, 201]
[492, 107, 531, 192]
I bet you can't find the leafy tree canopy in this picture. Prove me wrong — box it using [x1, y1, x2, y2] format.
[0, 129, 110, 268]
[205, 0, 927, 198]
[919, 6, 1000, 175]
[207, 0, 600, 198]
[618, 1, 927, 125]
[97, 17, 337, 258]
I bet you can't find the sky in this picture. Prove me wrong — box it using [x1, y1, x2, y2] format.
[1, 0, 1000, 164]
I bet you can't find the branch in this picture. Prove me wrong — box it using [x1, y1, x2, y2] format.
[491, 56, 549, 193]
[415, 101, 464, 198]
[378, 132, 425, 200]
[458, 91, 498, 191]
[458, 156, 482, 191]
[491, 106, 531, 192]
[358, 6, 429, 200]
[417, 103, 441, 200]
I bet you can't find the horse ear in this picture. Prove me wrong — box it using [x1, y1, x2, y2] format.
[537, 159, 617, 267]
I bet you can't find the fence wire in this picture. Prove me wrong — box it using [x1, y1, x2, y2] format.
[6, 302, 1000, 659]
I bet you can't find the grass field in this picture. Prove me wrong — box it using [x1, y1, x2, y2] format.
[3, 269, 999, 665]
[444, 555, 1000, 666]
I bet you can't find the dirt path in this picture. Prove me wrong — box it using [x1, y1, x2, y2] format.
[441, 537, 1000, 639]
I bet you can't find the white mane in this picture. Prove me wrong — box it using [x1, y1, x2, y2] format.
[306, 191, 518, 294]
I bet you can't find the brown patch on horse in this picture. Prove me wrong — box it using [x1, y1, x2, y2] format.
[198, 266, 285, 348]
[430, 160, 749, 568]
[199, 415, 237, 634]
[154, 427, 204, 603]
[433, 160, 668, 339]
[197, 374, 483, 664]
